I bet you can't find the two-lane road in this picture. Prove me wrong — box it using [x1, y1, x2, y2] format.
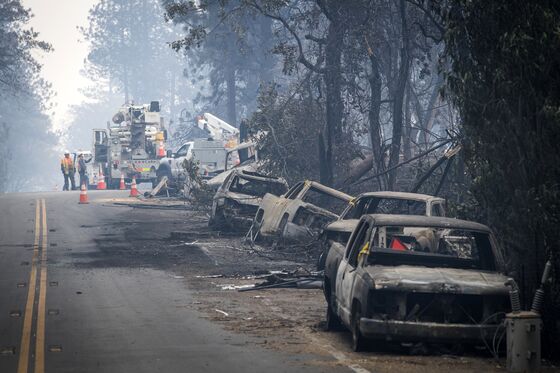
[0, 191, 345, 373]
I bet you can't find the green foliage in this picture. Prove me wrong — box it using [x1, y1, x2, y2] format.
[0, 0, 52, 93]
[81, 0, 185, 104]
[0, 0, 58, 192]
[163, 0, 277, 124]
[438, 0, 560, 354]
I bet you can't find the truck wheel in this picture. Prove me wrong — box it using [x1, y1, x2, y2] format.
[351, 308, 366, 352]
[317, 237, 329, 271]
[277, 214, 289, 238]
[157, 165, 172, 183]
[209, 208, 226, 228]
[325, 295, 342, 331]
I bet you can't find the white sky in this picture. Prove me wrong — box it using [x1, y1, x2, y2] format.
[22, 0, 98, 130]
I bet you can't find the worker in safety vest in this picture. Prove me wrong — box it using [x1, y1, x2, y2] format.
[77, 153, 92, 188]
[60, 150, 76, 191]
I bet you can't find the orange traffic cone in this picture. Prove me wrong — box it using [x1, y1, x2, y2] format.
[97, 167, 107, 190]
[157, 141, 165, 158]
[129, 177, 139, 197]
[119, 174, 126, 190]
[79, 184, 89, 204]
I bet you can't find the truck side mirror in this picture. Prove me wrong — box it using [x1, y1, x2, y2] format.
[163, 129, 168, 140]
[166, 150, 173, 158]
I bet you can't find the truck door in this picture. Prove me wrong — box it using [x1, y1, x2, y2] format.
[93, 129, 108, 163]
[335, 220, 371, 325]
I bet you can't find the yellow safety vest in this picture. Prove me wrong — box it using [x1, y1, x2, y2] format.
[61, 158, 74, 173]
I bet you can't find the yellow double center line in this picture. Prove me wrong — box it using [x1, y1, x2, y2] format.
[17, 199, 48, 373]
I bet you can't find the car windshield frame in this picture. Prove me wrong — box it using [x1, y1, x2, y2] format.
[342, 196, 428, 220]
[301, 185, 351, 215]
[228, 175, 288, 197]
[366, 225, 497, 270]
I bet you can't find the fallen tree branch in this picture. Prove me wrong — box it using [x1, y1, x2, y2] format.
[349, 139, 452, 187]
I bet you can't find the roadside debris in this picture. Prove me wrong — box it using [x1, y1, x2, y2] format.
[220, 284, 256, 291]
[237, 278, 322, 292]
[113, 202, 186, 210]
[170, 231, 213, 240]
[214, 309, 229, 317]
[236, 269, 323, 292]
[146, 175, 170, 198]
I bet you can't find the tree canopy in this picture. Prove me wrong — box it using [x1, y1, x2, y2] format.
[0, 0, 58, 192]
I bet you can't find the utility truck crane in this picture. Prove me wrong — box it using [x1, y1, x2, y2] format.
[195, 113, 239, 142]
[91, 101, 167, 189]
[156, 113, 240, 189]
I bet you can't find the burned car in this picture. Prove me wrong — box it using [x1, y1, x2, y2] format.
[251, 181, 353, 243]
[206, 141, 259, 191]
[209, 169, 288, 230]
[318, 192, 446, 269]
[324, 214, 510, 351]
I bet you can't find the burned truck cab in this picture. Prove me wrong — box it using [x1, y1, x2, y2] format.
[327, 214, 511, 351]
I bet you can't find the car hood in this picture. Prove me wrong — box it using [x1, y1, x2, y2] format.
[367, 265, 510, 295]
[206, 163, 258, 188]
[324, 219, 358, 233]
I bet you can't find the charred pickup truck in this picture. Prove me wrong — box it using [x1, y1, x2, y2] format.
[250, 181, 353, 243]
[210, 170, 288, 230]
[324, 214, 510, 351]
[319, 192, 445, 269]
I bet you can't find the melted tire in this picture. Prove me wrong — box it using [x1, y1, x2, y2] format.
[325, 303, 342, 331]
[351, 309, 366, 352]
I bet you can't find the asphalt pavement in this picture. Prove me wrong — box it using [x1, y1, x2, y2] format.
[0, 190, 346, 373]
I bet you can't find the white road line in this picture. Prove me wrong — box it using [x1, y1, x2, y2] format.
[308, 335, 372, 373]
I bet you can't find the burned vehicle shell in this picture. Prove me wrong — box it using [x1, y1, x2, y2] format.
[210, 170, 288, 230]
[326, 191, 446, 245]
[325, 214, 510, 350]
[319, 192, 446, 270]
[252, 180, 353, 243]
[206, 141, 260, 191]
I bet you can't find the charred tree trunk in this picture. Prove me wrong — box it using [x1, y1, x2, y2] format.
[225, 63, 237, 126]
[423, 74, 443, 142]
[413, 73, 443, 146]
[403, 85, 412, 160]
[0, 124, 8, 192]
[366, 46, 384, 175]
[321, 18, 345, 186]
[387, 0, 410, 190]
[258, 17, 274, 84]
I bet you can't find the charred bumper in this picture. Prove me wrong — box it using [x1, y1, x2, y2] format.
[223, 210, 255, 228]
[221, 200, 259, 229]
[359, 317, 500, 342]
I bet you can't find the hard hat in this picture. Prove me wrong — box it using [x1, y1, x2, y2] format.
[64, 150, 70, 155]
